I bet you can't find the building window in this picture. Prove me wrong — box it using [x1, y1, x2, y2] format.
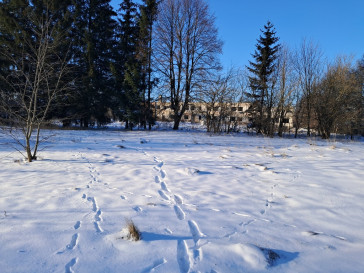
[283, 118, 289, 124]
[231, 107, 237, 111]
[238, 107, 243, 111]
[230, 117, 236, 121]
[184, 115, 189, 120]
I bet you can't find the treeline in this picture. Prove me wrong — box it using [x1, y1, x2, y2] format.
[0, 0, 158, 129]
[244, 22, 364, 139]
[0, 0, 363, 141]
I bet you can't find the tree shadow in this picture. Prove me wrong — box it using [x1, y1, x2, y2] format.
[141, 232, 192, 242]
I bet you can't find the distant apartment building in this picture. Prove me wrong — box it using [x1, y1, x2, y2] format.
[152, 99, 293, 130]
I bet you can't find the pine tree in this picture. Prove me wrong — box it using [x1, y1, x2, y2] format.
[246, 21, 280, 135]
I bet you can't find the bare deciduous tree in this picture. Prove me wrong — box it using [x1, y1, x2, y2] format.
[0, 2, 73, 162]
[293, 38, 323, 136]
[274, 45, 297, 137]
[200, 68, 240, 133]
[154, 0, 222, 130]
[313, 56, 361, 139]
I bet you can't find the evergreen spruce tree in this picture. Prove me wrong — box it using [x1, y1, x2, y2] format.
[138, 0, 158, 130]
[246, 21, 280, 135]
[0, 0, 31, 123]
[71, 0, 117, 127]
[115, 0, 142, 129]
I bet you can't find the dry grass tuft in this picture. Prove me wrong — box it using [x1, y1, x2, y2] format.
[122, 219, 141, 241]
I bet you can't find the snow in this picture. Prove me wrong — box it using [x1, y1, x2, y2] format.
[1, 128, 364, 272]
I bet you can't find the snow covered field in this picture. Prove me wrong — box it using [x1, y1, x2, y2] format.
[1, 128, 364, 273]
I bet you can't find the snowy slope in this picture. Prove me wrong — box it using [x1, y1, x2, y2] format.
[1, 129, 364, 273]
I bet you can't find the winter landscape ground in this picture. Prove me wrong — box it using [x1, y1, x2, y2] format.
[1, 126, 364, 273]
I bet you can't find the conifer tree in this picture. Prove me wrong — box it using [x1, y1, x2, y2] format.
[71, 0, 117, 127]
[115, 0, 142, 129]
[138, 0, 158, 129]
[246, 21, 280, 135]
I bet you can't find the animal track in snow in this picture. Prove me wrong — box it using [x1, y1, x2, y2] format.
[95, 209, 102, 221]
[87, 197, 98, 212]
[161, 181, 170, 192]
[133, 206, 143, 212]
[66, 233, 79, 250]
[154, 157, 164, 168]
[160, 170, 166, 178]
[188, 220, 204, 244]
[177, 240, 191, 273]
[120, 195, 127, 200]
[193, 247, 203, 262]
[94, 221, 103, 233]
[74, 221, 81, 230]
[155, 176, 161, 183]
[174, 194, 183, 205]
[65, 257, 77, 273]
[158, 190, 170, 200]
[174, 205, 185, 220]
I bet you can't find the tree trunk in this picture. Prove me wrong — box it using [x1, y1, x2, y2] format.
[173, 115, 182, 130]
[26, 137, 33, 162]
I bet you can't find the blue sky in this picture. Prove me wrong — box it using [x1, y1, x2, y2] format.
[111, 0, 364, 69]
[209, 0, 364, 69]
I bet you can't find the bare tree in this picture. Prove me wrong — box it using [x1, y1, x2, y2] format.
[313, 56, 361, 139]
[200, 69, 240, 133]
[154, 0, 222, 130]
[293, 38, 323, 136]
[0, 2, 73, 162]
[274, 45, 297, 137]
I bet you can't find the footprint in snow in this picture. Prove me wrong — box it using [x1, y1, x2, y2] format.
[174, 205, 185, 220]
[161, 181, 170, 192]
[133, 206, 143, 212]
[154, 157, 164, 168]
[177, 240, 191, 273]
[188, 220, 204, 244]
[95, 209, 102, 221]
[94, 221, 103, 233]
[174, 194, 183, 205]
[66, 233, 79, 250]
[65, 257, 77, 273]
[193, 247, 203, 262]
[158, 190, 170, 201]
[74, 221, 81, 230]
[160, 170, 166, 178]
[155, 176, 161, 183]
[87, 197, 98, 212]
